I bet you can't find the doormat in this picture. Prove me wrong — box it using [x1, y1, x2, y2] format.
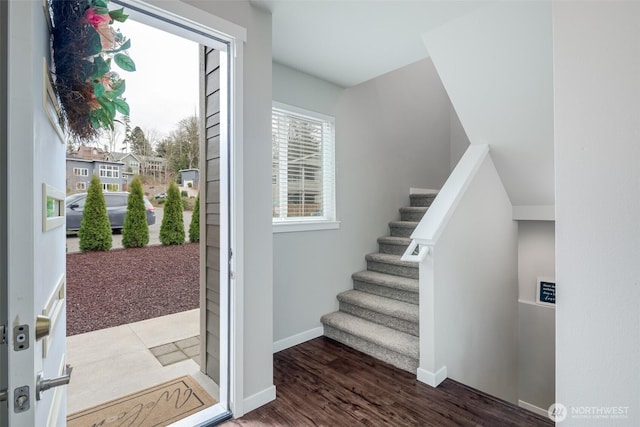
[67, 376, 216, 427]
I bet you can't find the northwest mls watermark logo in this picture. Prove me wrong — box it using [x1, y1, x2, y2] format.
[548, 403, 568, 422]
[548, 403, 629, 422]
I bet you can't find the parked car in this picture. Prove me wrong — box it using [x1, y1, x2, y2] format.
[154, 192, 167, 200]
[66, 192, 156, 232]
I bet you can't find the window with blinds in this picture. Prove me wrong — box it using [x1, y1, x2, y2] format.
[272, 103, 335, 224]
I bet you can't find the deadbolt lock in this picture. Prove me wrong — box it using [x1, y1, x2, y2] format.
[35, 315, 51, 341]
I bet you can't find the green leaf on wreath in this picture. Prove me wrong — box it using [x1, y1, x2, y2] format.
[113, 99, 130, 115]
[91, 56, 110, 80]
[99, 99, 116, 119]
[87, 27, 103, 56]
[105, 39, 131, 54]
[114, 54, 136, 72]
[93, 0, 109, 9]
[89, 112, 100, 129]
[93, 81, 105, 98]
[109, 8, 129, 23]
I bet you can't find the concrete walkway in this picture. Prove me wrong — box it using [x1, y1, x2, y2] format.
[66, 208, 193, 253]
[66, 309, 218, 414]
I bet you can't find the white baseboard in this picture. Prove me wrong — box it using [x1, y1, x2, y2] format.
[273, 326, 324, 353]
[243, 385, 276, 414]
[417, 366, 447, 387]
[518, 400, 549, 418]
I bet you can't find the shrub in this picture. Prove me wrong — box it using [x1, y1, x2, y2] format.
[189, 194, 200, 243]
[160, 181, 185, 245]
[187, 182, 193, 188]
[78, 175, 112, 252]
[181, 197, 193, 211]
[181, 190, 188, 198]
[122, 175, 149, 248]
[158, 199, 165, 205]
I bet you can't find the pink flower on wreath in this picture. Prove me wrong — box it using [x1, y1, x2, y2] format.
[84, 7, 111, 29]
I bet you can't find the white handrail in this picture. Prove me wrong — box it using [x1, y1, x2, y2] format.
[401, 239, 430, 262]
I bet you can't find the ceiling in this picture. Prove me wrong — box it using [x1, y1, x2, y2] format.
[250, 1, 485, 87]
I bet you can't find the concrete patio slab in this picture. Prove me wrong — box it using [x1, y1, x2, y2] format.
[66, 309, 217, 415]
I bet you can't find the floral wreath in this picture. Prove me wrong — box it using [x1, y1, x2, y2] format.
[49, 0, 135, 141]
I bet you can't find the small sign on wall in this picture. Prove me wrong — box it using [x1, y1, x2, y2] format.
[536, 277, 556, 307]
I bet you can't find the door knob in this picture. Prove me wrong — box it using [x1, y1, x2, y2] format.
[36, 365, 73, 400]
[35, 315, 51, 341]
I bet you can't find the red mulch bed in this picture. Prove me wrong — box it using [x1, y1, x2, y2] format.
[66, 244, 200, 336]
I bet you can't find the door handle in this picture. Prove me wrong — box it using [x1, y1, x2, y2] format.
[36, 365, 73, 400]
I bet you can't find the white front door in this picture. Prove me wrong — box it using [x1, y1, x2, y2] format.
[5, 2, 69, 425]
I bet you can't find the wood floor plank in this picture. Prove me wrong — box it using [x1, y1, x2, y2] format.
[223, 337, 552, 427]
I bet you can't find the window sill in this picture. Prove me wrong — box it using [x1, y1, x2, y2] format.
[272, 220, 341, 234]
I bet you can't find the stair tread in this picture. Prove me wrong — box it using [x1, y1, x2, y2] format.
[338, 290, 418, 321]
[410, 189, 439, 196]
[366, 252, 417, 267]
[389, 221, 419, 228]
[321, 312, 418, 358]
[399, 206, 429, 212]
[352, 270, 418, 292]
[377, 236, 411, 245]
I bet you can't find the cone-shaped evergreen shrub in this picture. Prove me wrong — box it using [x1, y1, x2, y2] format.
[160, 181, 185, 245]
[78, 175, 112, 252]
[122, 175, 149, 248]
[189, 194, 200, 243]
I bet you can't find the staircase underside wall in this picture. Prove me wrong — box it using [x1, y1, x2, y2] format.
[429, 154, 518, 403]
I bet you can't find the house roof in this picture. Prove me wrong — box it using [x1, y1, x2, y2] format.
[66, 158, 124, 166]
[178, 168, 199, 173]
[109, 152, 140, 161]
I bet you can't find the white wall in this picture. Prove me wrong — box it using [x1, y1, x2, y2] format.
[554, 2, 640, 425]
[430, 153, 519, 403]
[272, 59, 452, 344]
[423, 2, 554, 209]
[185, 0, 274, 412]
[449, 105, 468, 169]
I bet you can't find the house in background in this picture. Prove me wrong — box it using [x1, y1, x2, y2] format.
[108, 152, 140, 174]
[108, 152, 167, 178]
[66, 147, 125, 194]
[178, 168, 199, 189]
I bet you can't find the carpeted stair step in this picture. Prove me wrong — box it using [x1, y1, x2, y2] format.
[337, 290, 419, 336]
[377, 236, 411, 255]
[366, 253, 418, 279]
[399, 206, 429, 222]
[389, 221, 419, 238]
[321, 311, 419, 373]
[352, 270, 419, 304]
[410, 191, 438, 207]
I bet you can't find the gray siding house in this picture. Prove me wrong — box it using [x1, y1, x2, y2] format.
[65, 158, 125, 194]
[179, 168, 199, 189]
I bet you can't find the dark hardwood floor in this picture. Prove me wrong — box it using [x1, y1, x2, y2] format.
[223, 337, 552, 426]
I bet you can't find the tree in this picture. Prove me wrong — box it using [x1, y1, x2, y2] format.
[122, 175, 149, 248]
[78, 174, 112, 252]
[121, 115, 132, 153]
[189, 193, 200, 243]
[154, 115, 200, 175]
[130, 126, 153, 157]
[160, 181, 185, 245]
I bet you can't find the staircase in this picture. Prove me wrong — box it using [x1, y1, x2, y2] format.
[321, 190, 438, 373]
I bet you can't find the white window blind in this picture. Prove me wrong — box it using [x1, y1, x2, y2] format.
[272, 103, 335, 223]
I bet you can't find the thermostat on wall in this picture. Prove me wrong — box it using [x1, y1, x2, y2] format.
[536, 277, 556, 307]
